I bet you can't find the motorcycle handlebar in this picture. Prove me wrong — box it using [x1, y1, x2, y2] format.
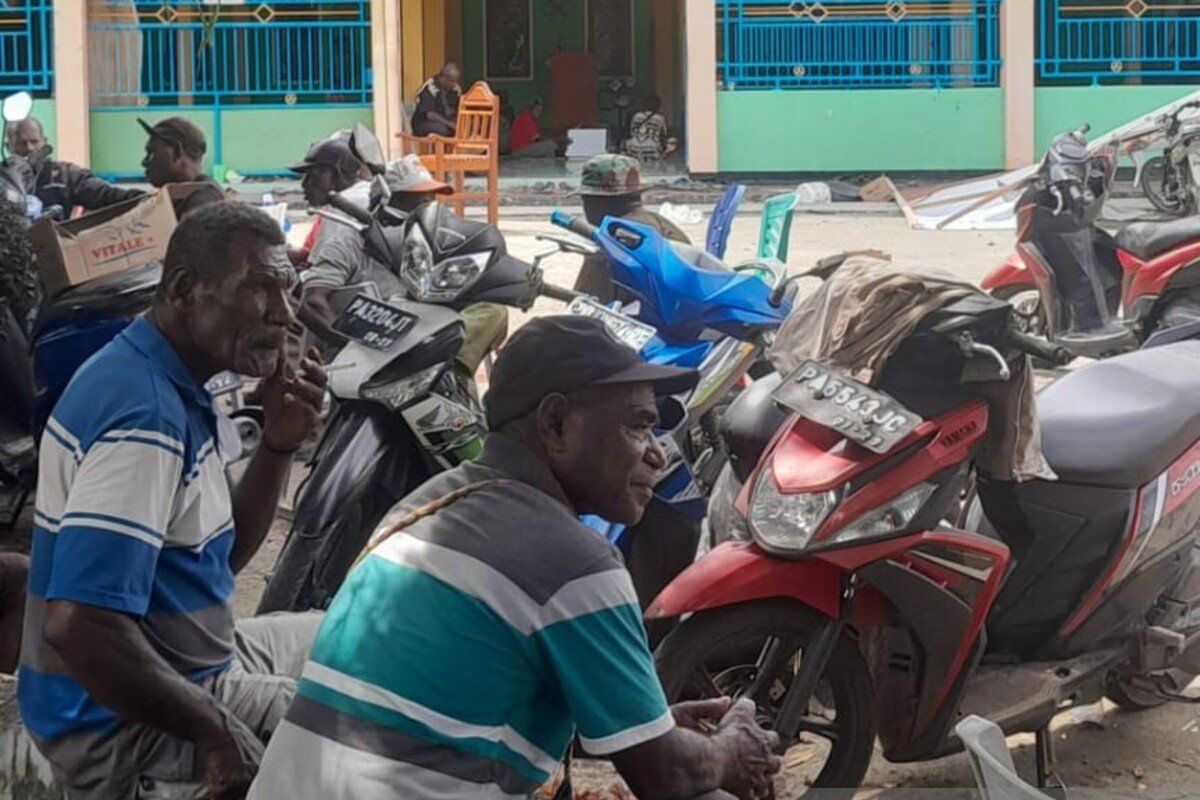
[550, 209, 598, 241]
[325, 192, 374, 226]
[539, 282, 581, 303]
[1005, 328, 1073, 366]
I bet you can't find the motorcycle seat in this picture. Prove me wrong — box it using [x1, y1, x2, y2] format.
[1114, 216, 1200, 261]
[721, 371, 786, 483]
[1036, 341, 1200, 487]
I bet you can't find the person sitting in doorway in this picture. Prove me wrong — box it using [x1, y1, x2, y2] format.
[573, 154, 691, 303]
[5, 117, 144, 213]
[138, 117, 226, 219]
[623, 94, 675, 163]
[247, 315, 781, 800]
[509, 98, 559, 159]
[412, 61, 462, 138]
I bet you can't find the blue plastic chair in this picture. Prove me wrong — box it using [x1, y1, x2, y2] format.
[705, 183, 746, 259]
[757, 191, 799, 263]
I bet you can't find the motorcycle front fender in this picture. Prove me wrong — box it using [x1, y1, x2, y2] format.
[644, 541, 842, 621]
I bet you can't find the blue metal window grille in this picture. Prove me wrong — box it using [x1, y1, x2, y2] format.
[0, 1, 52, 96]
[716, 0, 1001, 90]
[88, 1, 371, 107]
[1038, 0, 1200, 85]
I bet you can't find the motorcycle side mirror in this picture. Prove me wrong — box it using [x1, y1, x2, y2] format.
[348, 121, 387, 175]
[2, 91, 32, 123]
[930, 314, 975, 335]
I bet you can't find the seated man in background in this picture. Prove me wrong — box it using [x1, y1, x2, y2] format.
[412, 61, 461, 138]
[248, 316, 780, 800]
[5, 117, 144, 212]
[509, 98, 559, 159]
[573, 154, 690, 303]
[139, 117, 225, 218]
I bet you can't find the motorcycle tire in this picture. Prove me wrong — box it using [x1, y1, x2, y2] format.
[1140, 156, 1193, 217]
[655, 599, 877, 794]
[1104, 678, 1165, 712]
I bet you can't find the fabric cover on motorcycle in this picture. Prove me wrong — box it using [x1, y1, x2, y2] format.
[1037, 341, 1200, 487]
[1115, 216, 1200, 261]
[769, 256, 1054, 481]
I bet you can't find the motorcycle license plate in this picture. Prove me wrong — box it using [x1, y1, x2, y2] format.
[333, 294, 416, 350]
[204, 370, 243, 396]
[772, 361, 923, 454]
[566, 296, 657, 352]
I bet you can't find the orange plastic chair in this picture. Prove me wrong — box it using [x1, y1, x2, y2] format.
[398, 81, 500, 224]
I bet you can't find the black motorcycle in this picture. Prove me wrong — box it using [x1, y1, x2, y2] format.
[256, 124, 569, 613]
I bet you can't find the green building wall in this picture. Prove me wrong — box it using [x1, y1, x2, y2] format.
[716, 89, 1005, 173]
[88, 106, 374, 178]
[715, 84, 1200, 174]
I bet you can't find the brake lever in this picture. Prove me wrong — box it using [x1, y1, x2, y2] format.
[529, 245, 560, 271]
[536, 233, 600, 257]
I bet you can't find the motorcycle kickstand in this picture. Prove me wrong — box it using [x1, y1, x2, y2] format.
[771, 574, 855, 749]
[1035, 725, 1065, 792]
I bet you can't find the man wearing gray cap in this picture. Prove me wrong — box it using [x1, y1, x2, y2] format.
[249, 315, 781, 800]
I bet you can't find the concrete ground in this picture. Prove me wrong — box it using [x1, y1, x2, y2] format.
[6, 204, 1195, 798]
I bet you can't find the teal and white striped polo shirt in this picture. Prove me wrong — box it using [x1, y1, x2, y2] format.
[249, 433, 674, 799]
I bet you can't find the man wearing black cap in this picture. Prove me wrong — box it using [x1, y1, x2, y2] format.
[248, 315, 781, 800]
[139, 116, 225, 218]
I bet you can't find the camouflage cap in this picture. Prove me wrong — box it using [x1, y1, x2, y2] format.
[578, 154, 643, 196]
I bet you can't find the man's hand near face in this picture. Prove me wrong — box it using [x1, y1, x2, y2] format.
[229, 345, 326, 574]
[258, 345, 326, 454]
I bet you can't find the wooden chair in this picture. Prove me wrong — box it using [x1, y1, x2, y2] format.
[398, 81, 500, 224]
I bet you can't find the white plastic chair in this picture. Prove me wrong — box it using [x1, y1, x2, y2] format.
[956, 715, 1054, 800]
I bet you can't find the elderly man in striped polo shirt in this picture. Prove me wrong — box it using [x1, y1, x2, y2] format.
[250, 315, 781, 800]
[18, 202, 327, 799]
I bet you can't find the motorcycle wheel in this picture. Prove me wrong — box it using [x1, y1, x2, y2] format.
[655, 599, 876, 794]
[1140, 156, 1193, 217]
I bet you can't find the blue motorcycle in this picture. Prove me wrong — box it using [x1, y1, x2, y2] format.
[544, 210, 792, 639]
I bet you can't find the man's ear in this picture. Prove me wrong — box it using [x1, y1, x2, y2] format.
[533, 393, 570, 454]
[160, 267, 195, 308]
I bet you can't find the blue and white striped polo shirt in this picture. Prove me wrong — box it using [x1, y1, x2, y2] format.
[19, 315, 236, 742]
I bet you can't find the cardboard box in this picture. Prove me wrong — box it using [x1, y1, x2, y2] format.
[30, 189, 178, 296]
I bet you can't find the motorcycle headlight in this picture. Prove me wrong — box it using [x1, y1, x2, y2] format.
[360, 363, 445, 410]
[748, 465, 839, 554]
[829, 482, 938, 545]
[401, 225, 490, 301]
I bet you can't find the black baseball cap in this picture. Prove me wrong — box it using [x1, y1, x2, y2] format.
[138, 116, 207, 159]
[289, 137, 361, 179]
[484, 315, 698, 429]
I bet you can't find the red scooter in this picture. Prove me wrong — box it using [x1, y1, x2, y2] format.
[984, 125, 1200, 359]
[650, 297, 1200, 790]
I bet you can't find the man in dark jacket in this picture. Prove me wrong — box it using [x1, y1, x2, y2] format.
[138, 117, 225, 218]
[4, 117, 143, 212]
